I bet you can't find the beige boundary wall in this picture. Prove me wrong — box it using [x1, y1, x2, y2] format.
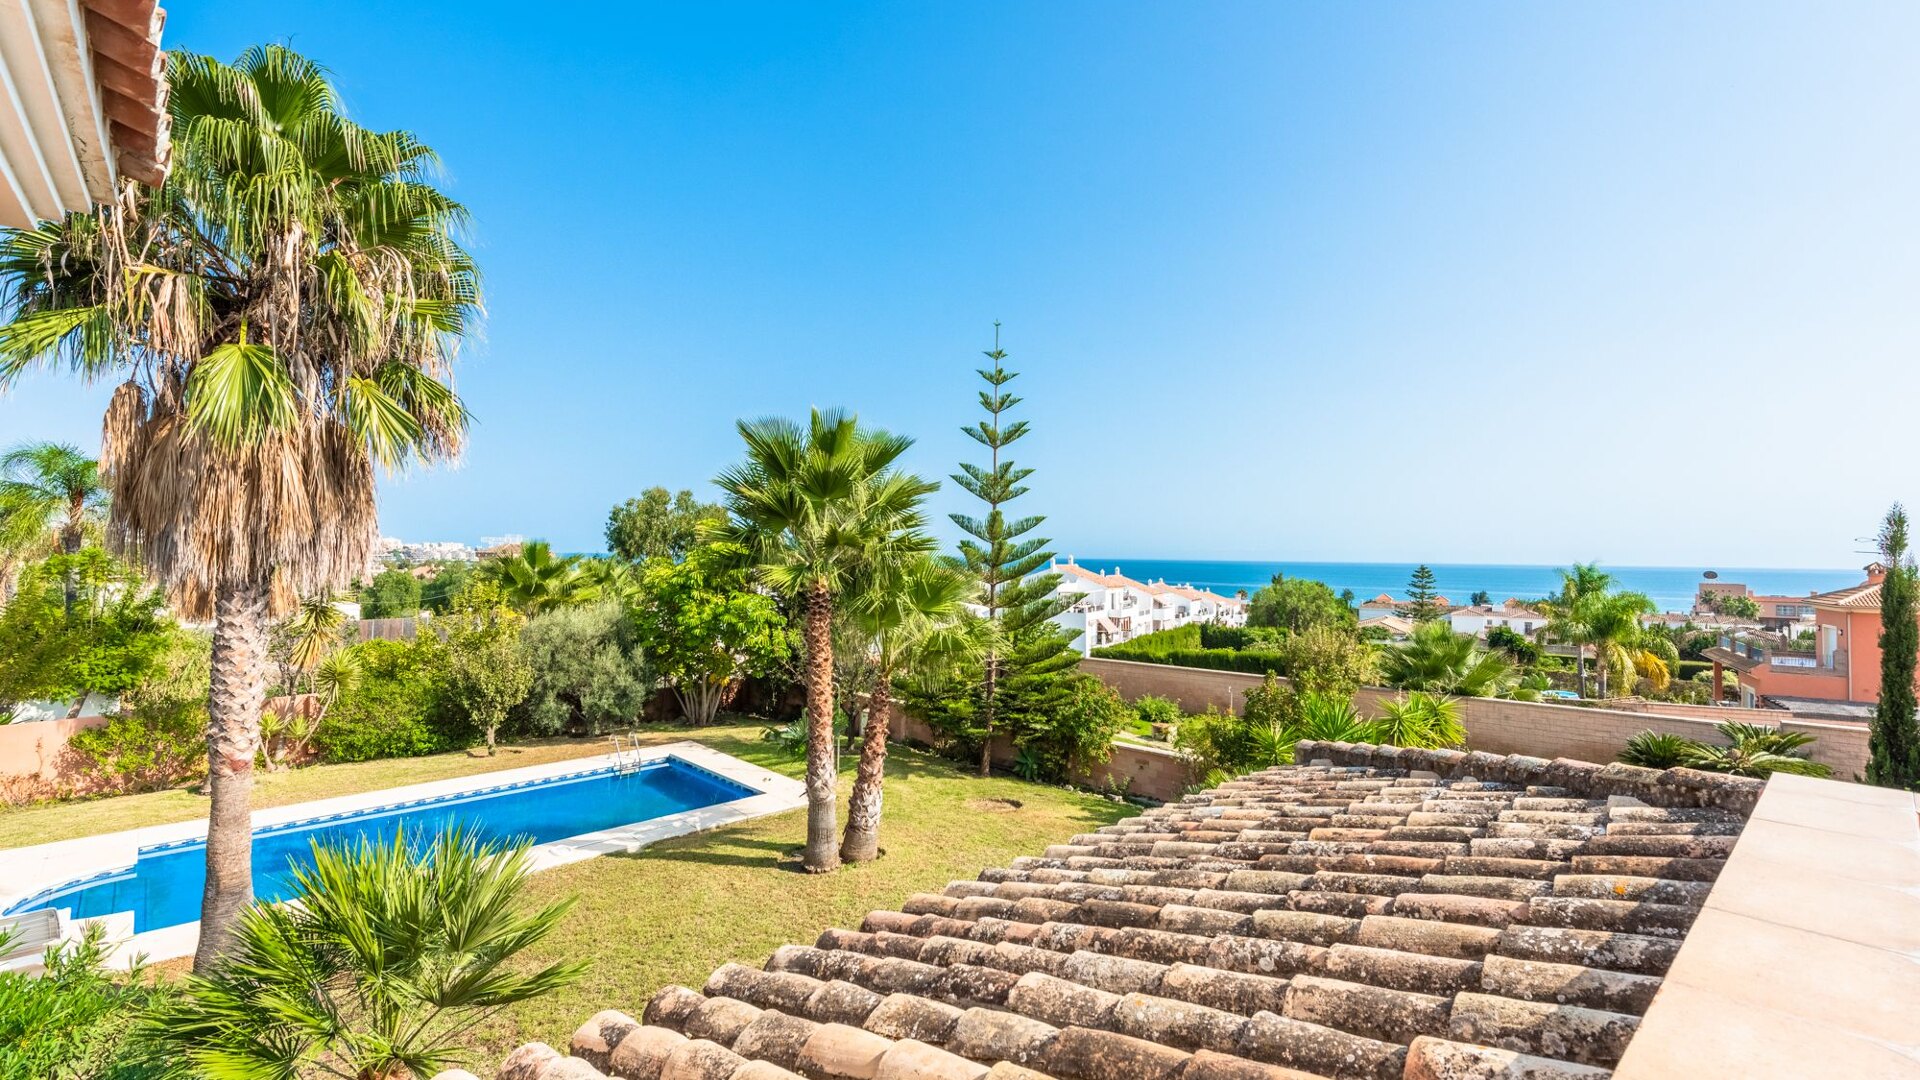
[1080, 657, 1872, 780]
[0, 715, 111, 785]
[884, 703, 1194, 802]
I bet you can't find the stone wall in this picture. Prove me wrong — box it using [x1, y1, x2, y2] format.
[884, 703, 1193, 802]
[1080, 657, 1872, 779]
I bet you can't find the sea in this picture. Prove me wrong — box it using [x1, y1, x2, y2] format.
[1071, 559, 1863, 615]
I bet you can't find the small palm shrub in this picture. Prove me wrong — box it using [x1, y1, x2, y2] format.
[1619, 730, 1696, 769]
[148, 829, 586, 1080]
[1373, 692, 1467, 749]
[1615, 722, 1830, 778]
[1289, 691, 1374, 744]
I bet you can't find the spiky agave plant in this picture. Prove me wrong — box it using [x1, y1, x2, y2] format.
[0, 45, 478, 968]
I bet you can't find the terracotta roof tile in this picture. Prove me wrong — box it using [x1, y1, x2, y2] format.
[465, 746, 1763, 1080]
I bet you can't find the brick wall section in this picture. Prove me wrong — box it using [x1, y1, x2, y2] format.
[1081, 657, 1871, 779]
[884, 702, 1194, 802]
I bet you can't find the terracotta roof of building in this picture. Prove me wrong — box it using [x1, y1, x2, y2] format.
[476, 745, 1762, 1080]
[1809, 580, 1882, 610]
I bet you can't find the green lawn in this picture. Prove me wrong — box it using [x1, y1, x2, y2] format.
[0, 721, 1136, 1073]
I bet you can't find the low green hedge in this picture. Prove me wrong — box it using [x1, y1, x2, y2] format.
[1093, 643, 1286, 675]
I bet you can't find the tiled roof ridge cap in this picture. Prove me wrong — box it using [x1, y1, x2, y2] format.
[1292, 741, 1765, 817]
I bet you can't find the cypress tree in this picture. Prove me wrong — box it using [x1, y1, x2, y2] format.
[952, 324, 1075, 776]
[1868, 504, 1920, 789]
[1400, 564, 1445, 623]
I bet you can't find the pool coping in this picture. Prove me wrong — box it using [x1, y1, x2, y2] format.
[0, 740, 806, 967]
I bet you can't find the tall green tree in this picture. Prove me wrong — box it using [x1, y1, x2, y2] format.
[1582, 590, 1658, 698]
[1398, 564, 1446, 623]
[0, 443, 107, 612]
[605, 487, 727, 562]
[430, 584, 534, 755]
[713, 409, 936, 872]
[358, 566, 424, 619]
[0, 46, 479, 968]
[839, 553, 977, 862]
[1868, 505, 1920, 789]
[1247, 573, 1356, 633]
[627, 552, 789, 725]
[950, 326, 1075, 776]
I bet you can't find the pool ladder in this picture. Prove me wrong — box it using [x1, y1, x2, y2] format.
[608, 735, 642, 774]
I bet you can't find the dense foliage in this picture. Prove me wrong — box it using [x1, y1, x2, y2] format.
[63, 629, 211, 794]
[427, 585, 534, 753]
[1246, 573, 1355, 633]
[0, 925, 170, 1080]
[628, 555, 790, 724]
[1868, 504, 1920, 789]
[516, 602, 652, 736]
[1092, 625, 1287, 674]
[312, 639, 455, 762]
[0, 551, 169, 710]
[604, 487, 727, 562]
[1379, 621, 1516, 697]
[357, 567, 424, 619]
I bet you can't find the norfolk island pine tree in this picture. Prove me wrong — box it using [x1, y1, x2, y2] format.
[951, 325, 1076, 777]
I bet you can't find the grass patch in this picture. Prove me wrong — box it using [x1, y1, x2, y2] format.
[0, 719, 1135, 1074]
[462, 738, 1130, 1070]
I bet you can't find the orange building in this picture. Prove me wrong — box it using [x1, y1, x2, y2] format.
[1706, 563, 1909, 720]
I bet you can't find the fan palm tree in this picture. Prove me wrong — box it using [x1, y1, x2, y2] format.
[0, 442, 107, 610]
[1380, 620, 1516, 697]
[475, 540, 599, 614]
[1543, 562, 1613, 696]
[1581, 590, 1656, 698]
[840, 552, 974, 863]
[712, 409, 937, 873]
[148, 828, 585, 1080]
[0, 46, 478, 969]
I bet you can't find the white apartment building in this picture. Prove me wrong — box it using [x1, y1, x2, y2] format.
[1041, 558, 1247, 655]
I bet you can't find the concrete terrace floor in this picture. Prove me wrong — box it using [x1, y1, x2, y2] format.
[0, 720, 1136, 1075]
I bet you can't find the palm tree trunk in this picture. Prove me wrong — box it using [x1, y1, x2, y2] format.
[801, 585, 840, 873]
[193, 579, 271, 972]
[1574, 644, 1588, 698]
[59, 522, 81, 616]
[841, 666, 893, 863]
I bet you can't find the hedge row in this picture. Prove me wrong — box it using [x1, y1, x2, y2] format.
[1091, 644, 1287, 675]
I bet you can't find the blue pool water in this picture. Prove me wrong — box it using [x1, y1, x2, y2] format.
[5, 758, 755, 933]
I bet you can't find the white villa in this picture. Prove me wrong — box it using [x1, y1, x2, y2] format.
[1448, 600, 1548, 638]
[1041, 558, 1247, 655]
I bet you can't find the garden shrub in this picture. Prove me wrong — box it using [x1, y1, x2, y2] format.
[64, 628, 211, 794]
[516, 602, 651, 736]
[0, 924, 171, 1080]
[1014, 675, 1130, 782]
[1133, 694, 1183, 730]
[315, 639, 455, 762]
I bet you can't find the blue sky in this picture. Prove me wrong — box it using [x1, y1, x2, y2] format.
[3, 1, 1916, 568]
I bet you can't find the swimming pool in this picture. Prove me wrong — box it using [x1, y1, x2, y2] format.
[5, 756, 758, 935]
